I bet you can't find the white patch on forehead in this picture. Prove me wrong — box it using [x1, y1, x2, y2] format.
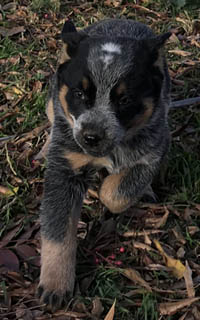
[102, 54, 113, 67]
[100, 42, 121, 68]
[101, 43, 121, 54]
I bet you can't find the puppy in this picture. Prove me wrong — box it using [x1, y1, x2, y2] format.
[37, 18, 171, 310]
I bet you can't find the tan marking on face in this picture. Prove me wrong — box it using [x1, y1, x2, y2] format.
[39, 214, 79, 295]
[99, 170, 131, 213]
[116, 81, 126, 95]
[60, 43, 71, 64]
[64, 151, 112, 171]
[46, 98, 54, 124]
[59, 85, 74, 127]
[82, 77, 89, 91]
[126, 97, 154, 138]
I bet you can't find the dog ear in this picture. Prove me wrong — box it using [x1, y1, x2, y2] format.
[144, 32, 171, 69]
[60, 20, 87, 61]
[148, 32, 171, 50]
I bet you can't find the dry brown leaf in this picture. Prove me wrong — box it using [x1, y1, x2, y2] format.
[0, 223, 22, 248]
[131, 4, 161, 17]
[53, 310, 88, 318]
[0, 248, 19, 272]
[154, 207, 169, 228]
[183, 261, 195, 298]
[132, 241, 154, 252]
[0, 26, 25, 37]
[143, 229, 152, 245]
[122, 268, 152, 292]
[3, 2, 17, 10]
[154, 240, 186, 279]
[192, 306, 200, 320]
[176, 247, 185, 259]
[159, 297, 200, 316]
[187, 226, 200, 235]
[104, 299, 116, 320]
[104, 0, 122, 7]
[169, 49, 192, 57]
[191, 39, 200, 48]
[123, 229, 163, 237]
[0, 185, 19, 197]
[16, 122, 50, 145]
[15, 244, 40, 267]
[172, 226, 186, 245]
[91, 297, 104, 317]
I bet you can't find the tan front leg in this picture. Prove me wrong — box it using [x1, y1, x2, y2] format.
[38, 215, 78, 311]
[99, 171, 131, 213]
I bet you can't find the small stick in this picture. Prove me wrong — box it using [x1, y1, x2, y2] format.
[171, 97, 200, 108]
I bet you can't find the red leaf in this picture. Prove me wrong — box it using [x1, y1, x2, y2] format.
[15, 244, 40, 266]
[0, 248, 19, 272]
[0, 224, 22, 248]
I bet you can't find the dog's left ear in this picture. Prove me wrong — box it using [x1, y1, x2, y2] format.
[60, 20, 87, 63]
[148, 32, 171, 50]
[145, 32, 171, 68]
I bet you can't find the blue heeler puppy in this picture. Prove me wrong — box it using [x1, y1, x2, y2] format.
[37, 19, 171, 310]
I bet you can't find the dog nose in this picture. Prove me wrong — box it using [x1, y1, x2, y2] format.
[83, 132, 102, 147]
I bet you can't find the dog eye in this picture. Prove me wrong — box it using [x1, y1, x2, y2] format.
[73, 89, 85, 100]
[118, 95, 130, 106]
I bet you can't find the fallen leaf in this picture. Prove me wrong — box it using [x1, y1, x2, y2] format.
[183, 261, 195, 298]
[16, 122, 50, 145]
[122, 268, 152, 292]
[3, 2, 17, 10]
[191, 39, 200, 48]
[143, 229, 152, 245]
[187, 226, 199, 235]
[0, 248, 19, 272]
[132, 241, 154, 252]
[0, 185, 19, 197]
[192, 305, 200, 320]
[12, 87, 23, 96]
[159, 297, 200, 315]
[91, 297, 104, 317]
[53, 311, 88, 318]
[104, 299, 116, 320]
[177, 247, 185, 259]
[171, 226, 186, 245]
[169, 49, 192, 57]
[0, 223, 22, 248]
[123, 229, 163, 237]
[154, 240, 186, 279]
[15, 245, 40, 266]
[16, 305, 33, 320]
[130, 4, 162, 17]
[154, 207, 169, 228]
[0, 26, 25, 37]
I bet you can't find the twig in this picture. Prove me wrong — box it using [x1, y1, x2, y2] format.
[0, 135, 16, 142]
[5, 143, 17, 175]
[171, 97, 200, 108]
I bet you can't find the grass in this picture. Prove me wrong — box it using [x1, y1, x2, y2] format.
[0, 0, 200, 319]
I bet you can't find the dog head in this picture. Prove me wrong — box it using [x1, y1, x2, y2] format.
[57, 20, 171, 157]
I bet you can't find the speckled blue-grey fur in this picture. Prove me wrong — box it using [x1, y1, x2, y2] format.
[38, 18, 171, 310]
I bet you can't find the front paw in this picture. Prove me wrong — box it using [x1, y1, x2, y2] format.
[37, 283, 73, 312]
[38, 237, 76, 311]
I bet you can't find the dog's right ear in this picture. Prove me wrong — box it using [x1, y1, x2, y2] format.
[60, 20, 87, 63]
